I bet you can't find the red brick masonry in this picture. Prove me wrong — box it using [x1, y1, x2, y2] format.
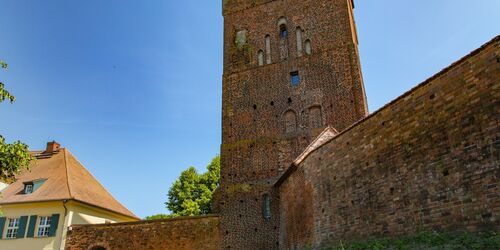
[65, 215, 220, 250]
[277, 36, 500, 249]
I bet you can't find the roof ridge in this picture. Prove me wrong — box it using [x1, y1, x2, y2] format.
[63, 148, 73, 199]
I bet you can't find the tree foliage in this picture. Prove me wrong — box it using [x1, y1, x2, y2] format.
[144, 214, 176, 220]
[166, 155, 220, 217]
[0, 59, 34, 182]
[0, 137, 34, 182]
[0, 61, 15, 103]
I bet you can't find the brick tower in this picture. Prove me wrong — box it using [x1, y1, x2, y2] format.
[219, 0, 368, 248]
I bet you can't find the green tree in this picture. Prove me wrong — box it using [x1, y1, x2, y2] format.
[0, 59, 34, 182]
[144, 214, 175, 220]
[166, 155, 220, 217]
[0, 60, 15, 103]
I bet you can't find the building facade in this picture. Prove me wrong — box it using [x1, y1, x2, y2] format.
[0, 142, 138, 250]
[219, 0, 367, 248]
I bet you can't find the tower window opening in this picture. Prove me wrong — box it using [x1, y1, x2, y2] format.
[305, 39, 312, 55]
[290, 71, 301, 86]
[265, 35, 272, 64]
[278, 17, 289, 60]
[258, 50, 264, 66]
[296, 27, 303, 56]
[262, 194, 271, 220]
[280, 25, 288, 38]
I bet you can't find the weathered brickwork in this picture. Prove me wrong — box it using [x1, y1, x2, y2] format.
[278, 37, 500, 249]
[65, 216, 220, 250]
[220, 0, 367, 249]
[63, 1, 499, 249]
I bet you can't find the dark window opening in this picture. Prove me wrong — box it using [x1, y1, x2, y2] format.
[262, 194, 271, 220]
[280, 25, 288, 38]
[290, 71, 300, 86]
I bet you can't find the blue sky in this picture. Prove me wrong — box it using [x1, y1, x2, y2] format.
[0, 1, 498, 218]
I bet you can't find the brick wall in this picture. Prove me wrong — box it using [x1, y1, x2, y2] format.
[278, 37, 500, 249]
[64, 215, 220, 250]
[220, 0, 367, 248]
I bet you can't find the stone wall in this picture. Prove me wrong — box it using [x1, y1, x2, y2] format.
[64, 215, 220, 250]
[278, 36, 500, 249]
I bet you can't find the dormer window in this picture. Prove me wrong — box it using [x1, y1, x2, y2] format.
[23, 179, 47, 195]
[24, 183, 34, 194]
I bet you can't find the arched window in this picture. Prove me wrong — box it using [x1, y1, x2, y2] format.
[278, 17, 288, 37]
[265, 35, 272, 64]
[305, 39, 312, 55]
[278, 17, 289, 60]
[296, 27, 303, 56]
[262, 194, 271, 220]
[235, 30, 247, 49]
[309, 106, 322, 128]
[284, 110, 297, 133]
[258, 50, 264, 66]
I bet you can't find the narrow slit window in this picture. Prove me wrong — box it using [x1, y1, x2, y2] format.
[290, 71, 301, 86]
[305, 39, 312, 55]
[258, 50, 264, 66]
[296, 28, 303, 56]
[262, 194, 271, 220]
[265, 35, 272, 64]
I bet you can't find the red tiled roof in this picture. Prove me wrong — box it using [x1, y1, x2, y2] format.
[0, 148, 138, 219]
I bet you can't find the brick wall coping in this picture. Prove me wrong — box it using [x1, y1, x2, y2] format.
[69, 214, 219, 228]
[223, 0, 356, 16]
[274, 35, 499, 187]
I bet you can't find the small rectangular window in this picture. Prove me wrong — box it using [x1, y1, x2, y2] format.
[6, 218, 20, 239]
[290, 71, 300, 86]
[25, 184, 33, 194]
[37, 216, 52, 237]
